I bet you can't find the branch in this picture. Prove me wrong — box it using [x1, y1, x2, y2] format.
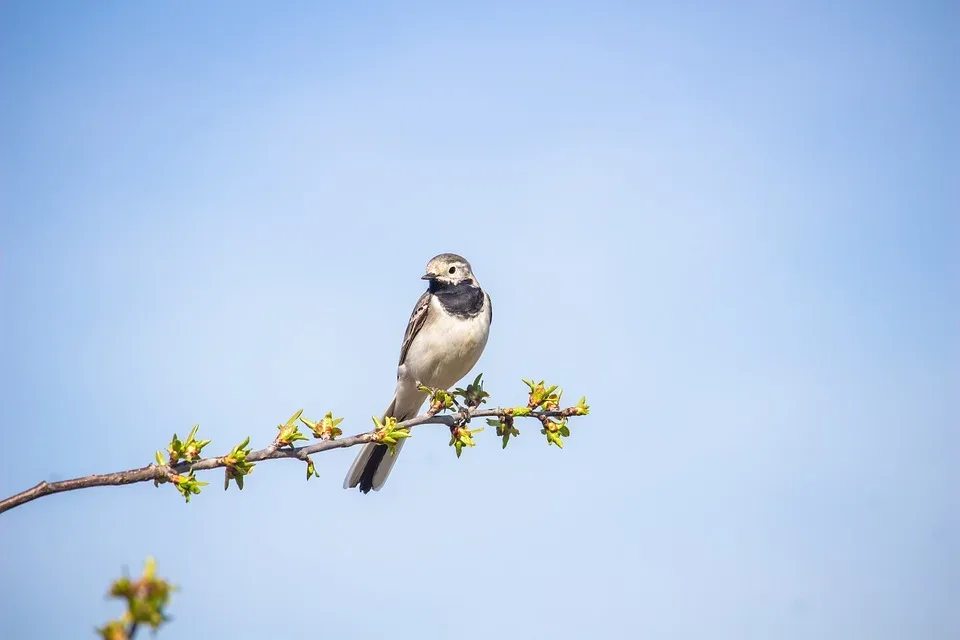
[0, 375, 588, 515]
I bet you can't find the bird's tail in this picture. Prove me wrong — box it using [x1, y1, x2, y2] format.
[343, 391, 420, 493]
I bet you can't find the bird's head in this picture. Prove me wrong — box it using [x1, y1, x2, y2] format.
[421, 253, 478, 288]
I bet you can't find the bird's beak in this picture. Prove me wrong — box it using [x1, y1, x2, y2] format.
[421, 272, 437, 280]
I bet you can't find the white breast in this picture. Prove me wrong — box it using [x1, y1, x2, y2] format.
[403, 296, 491, 390]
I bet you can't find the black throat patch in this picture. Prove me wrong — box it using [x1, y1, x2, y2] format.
[428, 280, 485, 318]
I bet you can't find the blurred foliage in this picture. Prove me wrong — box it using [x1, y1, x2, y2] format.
[97, 558, 174, 640]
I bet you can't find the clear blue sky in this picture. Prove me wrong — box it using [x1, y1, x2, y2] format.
[1, 1, 957, 638]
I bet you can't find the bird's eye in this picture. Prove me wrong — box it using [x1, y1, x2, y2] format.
[448, 266, 456, 274]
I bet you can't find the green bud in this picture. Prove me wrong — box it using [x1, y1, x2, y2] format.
[223, 437, 255, 491]
[453, 373, 490, 408]
[373, 416, 411, 454]
[302, 411, 344, 439]
[305, 457, 319, 480]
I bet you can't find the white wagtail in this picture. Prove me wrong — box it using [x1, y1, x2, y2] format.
[343, 253, 492, 493]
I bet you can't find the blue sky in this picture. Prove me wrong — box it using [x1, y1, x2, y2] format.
[1, 1, 957, 638]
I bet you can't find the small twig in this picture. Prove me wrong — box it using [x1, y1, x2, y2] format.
[0, 408, 565, 515]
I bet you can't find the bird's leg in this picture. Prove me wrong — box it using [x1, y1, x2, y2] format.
[455, 403, 472, 427]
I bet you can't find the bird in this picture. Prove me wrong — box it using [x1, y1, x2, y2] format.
[343, 253, 492, 493]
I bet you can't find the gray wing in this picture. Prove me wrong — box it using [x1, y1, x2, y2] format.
[485, 291, 492, 325]
[398, 290, 432, 367]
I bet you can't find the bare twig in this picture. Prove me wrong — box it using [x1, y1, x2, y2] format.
[0, 408, 566, 515]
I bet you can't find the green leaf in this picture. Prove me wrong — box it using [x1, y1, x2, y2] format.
[223, 437, 256, 491]
[540, 418, 568, 448]
[573, 396, 590, 415]
[305, 457, 319, 480]
[419, 385, 458, 413]
[171, 471, 208, 503]
[523, 379, 564, 410]
[165, 424, 212, 463]
[448, 425, 482, 457]
[373, 416, 411, 454]
[453, 373, 490, 408]
[275, 420, 308, 448]
[302, 411, 344, 439]
[96, 620, 126, 640]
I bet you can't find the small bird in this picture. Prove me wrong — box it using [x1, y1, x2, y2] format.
[343, 253, 492, 493]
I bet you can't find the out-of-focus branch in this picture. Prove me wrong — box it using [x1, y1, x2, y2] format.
[97, 557, 173, 640]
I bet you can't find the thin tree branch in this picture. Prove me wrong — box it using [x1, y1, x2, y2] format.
[0, 408, 567, 515]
